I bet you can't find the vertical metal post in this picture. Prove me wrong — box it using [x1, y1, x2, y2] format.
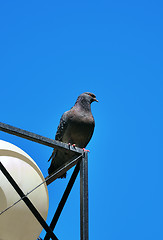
[80, 152, 89, 240]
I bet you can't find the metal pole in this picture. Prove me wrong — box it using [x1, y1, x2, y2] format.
[80, 152, 89, 240]
[0, 162, 58, 240]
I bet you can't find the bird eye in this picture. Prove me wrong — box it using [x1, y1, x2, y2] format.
[89, 93, 96, 99]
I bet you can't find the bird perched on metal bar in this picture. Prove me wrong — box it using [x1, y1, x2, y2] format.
[48, 92, 98, 177]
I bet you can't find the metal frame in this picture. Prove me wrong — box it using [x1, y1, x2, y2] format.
[0, 122, 89, 240]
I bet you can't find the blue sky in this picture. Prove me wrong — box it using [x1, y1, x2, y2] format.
[0, 0, 163, 239]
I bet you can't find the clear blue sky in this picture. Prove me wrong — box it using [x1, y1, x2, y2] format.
[0, 1, 163, 239]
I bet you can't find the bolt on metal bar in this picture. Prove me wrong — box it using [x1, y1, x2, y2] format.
[0, 162, 58, 240]
[0, 122, 83, 154]
[44, 159, 82, 240]
[80, 152, 89, 240]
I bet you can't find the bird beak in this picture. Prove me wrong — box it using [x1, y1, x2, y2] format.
[93, 98, 98, 102]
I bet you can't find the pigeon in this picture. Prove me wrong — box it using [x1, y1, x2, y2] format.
[48, 92, 98, 177]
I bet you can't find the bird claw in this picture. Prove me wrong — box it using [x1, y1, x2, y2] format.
[68, 143, 76, 149]
[82, 148, 90, 153]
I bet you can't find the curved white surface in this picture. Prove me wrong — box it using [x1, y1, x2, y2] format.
[0, 140, 49, 240]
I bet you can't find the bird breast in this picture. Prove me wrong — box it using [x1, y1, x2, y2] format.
[62, 112, 95, 148]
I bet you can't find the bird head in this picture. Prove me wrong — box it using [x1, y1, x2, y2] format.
[75, 92, 98, 111]
[81, 92, 98, 104]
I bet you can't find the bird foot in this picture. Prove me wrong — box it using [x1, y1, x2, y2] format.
[82, 148, 90, 152]
[68, 143, 76, 149]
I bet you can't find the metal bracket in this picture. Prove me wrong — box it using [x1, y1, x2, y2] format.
[0, 122, 89, 240]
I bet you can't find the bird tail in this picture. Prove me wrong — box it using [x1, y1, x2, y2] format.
[48, 158, 67, 178]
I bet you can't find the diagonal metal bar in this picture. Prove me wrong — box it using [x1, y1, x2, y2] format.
[44, 159, 82, 240]
[0, 162, 58, 240]
[0, 122, 83, 154]
[0, 155, 82, 216]
[80, 152, 89, 240]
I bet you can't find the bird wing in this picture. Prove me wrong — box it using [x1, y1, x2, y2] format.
[55, 112, 69, 141]
[48, 111, 69, 162]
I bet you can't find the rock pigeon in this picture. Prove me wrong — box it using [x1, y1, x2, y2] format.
[48, 92, 98, 177]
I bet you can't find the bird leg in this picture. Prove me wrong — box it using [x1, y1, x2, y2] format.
[68, 143, 76, 149]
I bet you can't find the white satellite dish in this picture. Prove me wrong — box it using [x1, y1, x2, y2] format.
[0, 140, 49, 240]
